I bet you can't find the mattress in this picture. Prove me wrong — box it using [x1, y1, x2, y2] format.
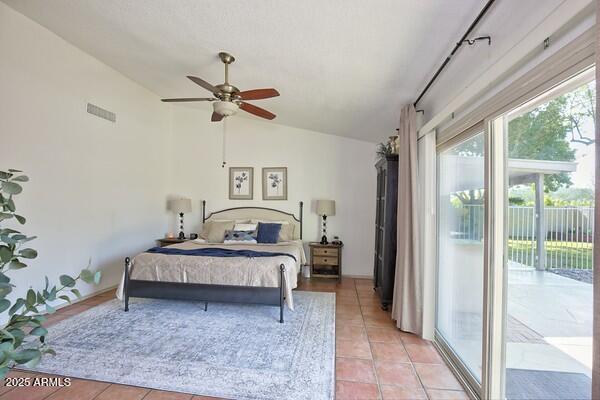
[116, 240, 306, 309]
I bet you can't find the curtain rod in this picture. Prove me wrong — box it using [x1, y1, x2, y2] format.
[413, 0, 496, 107]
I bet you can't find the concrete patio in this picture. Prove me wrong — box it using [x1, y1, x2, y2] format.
[506, 264, 592, 398]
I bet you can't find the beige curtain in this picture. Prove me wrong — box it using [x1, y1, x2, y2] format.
[391, 104, 422, 335]
[592, 9, 599, 398]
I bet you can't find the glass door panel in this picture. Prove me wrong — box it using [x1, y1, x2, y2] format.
[502, 73, 595, 400]
[437, 133, 486, 382]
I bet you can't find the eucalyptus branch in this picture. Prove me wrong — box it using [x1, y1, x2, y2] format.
[0, 169, 101, 376]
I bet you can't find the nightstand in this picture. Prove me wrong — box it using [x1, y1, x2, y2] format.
[156, 238, 187, 247]
[309, 242, 343, 282]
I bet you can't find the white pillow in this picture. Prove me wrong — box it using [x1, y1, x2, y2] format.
[234, 223, 258, 232]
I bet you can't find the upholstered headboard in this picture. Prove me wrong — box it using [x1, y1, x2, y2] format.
[202, 201, 303, 240]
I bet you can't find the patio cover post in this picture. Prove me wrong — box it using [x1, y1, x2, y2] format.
[535, 173, 546, 270]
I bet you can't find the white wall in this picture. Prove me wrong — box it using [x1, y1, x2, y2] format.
[168, 107, 377, 277]
[0, 3, 171, 304]
[0, 0, 378, 307]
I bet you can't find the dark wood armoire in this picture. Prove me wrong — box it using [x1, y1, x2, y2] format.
[373, 154, 398, 310]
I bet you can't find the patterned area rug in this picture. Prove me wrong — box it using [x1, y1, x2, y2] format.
[24, 292, 335, 400]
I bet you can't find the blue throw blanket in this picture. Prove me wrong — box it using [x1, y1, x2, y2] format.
[146, 247, 296, 262]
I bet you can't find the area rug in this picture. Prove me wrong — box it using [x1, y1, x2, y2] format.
[23, 291, 335, 400]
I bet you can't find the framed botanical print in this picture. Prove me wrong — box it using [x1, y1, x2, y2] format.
[262, 167, 287, 200]
[229, 167, 253, 200]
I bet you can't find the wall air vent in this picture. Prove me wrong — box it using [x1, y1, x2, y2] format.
[86, 103, 116, 123]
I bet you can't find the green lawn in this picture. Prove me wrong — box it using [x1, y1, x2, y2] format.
[508, 239, 593, 270]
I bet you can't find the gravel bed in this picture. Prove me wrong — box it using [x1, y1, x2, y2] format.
[549, 268, 593, 284]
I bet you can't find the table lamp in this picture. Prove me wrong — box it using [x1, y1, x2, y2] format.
[316, 200, 336, 245]
[170, 198, 192, 239]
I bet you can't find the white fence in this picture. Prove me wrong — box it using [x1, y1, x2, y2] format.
[452, 205, 595, 270]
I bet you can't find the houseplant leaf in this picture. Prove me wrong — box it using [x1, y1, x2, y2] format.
[59, 275, 76, 287]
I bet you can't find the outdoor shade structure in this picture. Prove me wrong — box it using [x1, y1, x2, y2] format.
[508, 159, 577, 270]
[439, 156, 577, 270]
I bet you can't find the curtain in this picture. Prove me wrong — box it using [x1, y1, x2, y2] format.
[391, 104, 422, 334]
[418, 130, 436, 340]
[592, 9, 599, 398]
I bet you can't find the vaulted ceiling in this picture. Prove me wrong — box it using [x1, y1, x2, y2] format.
[4, 0, 495, 142]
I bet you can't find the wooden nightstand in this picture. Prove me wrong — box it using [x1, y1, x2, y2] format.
[156, 238, 187, 247]
[309, 242, 343, 282]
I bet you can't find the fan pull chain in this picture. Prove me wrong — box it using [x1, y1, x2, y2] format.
[221, 117, 228, 168]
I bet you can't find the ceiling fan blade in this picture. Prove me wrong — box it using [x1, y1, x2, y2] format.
[161, 97, 216, 102]
[239, 102, 276, 120]
[237, 88, 280, 100]
[187, 76, 218, 93]
[211, 112, 224, 122]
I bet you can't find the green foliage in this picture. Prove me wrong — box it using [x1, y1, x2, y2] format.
[509, 239, 593, 270]
[0, 169, 101, 377]
[508, 97, 576, 192]
[451, 82, 595, 205]
[376, 142, 393, 159]
[564, 82, 596, 146]
[508, 197, 526, 206]
[508, 185, 595, 207]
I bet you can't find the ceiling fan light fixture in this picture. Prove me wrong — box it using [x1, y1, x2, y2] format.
[166, 53, 277, 121]
[213, 101, 239, 117]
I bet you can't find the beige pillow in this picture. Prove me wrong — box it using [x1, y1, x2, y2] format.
[200, 219, 249, 239]
[278, 223, 295, 241]
[200, 220, 237, 242]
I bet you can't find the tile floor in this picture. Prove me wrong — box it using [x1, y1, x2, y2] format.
[1, 278, 468, 400]
[300, 277, 468, 400]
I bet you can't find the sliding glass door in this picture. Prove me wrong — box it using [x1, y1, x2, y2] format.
[436, 132, 486, 389]
[435, 67, 595, 400]
[500, 70, 595, 400]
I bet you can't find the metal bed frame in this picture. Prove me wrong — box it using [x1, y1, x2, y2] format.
[123, 201, 303, 323]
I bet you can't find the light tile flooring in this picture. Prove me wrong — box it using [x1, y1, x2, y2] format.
[1, 278, 468, 400]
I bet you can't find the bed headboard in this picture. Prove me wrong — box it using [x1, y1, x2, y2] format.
[202, 201, 303, 240]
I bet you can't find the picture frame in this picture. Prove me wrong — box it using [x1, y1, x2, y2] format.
[229, 167, 253, 200]
[262, 167, 287, 200]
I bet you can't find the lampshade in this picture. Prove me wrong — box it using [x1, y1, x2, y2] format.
[170, 198, 192, 213]
[316, 200, 336, 216]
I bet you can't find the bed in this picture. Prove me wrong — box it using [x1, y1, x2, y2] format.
[118, 202, 304, 323]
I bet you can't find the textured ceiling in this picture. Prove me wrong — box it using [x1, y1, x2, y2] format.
[3, 0, 485, 142]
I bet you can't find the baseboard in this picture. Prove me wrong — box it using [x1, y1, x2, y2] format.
[54, 284, 118, 310]
[0, 285, 119, 326]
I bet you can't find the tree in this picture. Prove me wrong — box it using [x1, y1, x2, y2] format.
[508, 96, 575, 192]
[565, 82, 596, 145]
[448, 82, 595, 205]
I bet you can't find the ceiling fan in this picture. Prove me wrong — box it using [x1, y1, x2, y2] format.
[161, 52, 279, 122]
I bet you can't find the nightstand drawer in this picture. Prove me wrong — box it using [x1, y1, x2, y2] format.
[313, 255, 338, 266]
[313, 247, 338, 257]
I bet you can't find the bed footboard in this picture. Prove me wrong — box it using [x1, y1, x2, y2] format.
[124, 258, 286, 322]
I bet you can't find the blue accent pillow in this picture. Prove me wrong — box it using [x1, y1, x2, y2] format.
[256, 223, 282, 244]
